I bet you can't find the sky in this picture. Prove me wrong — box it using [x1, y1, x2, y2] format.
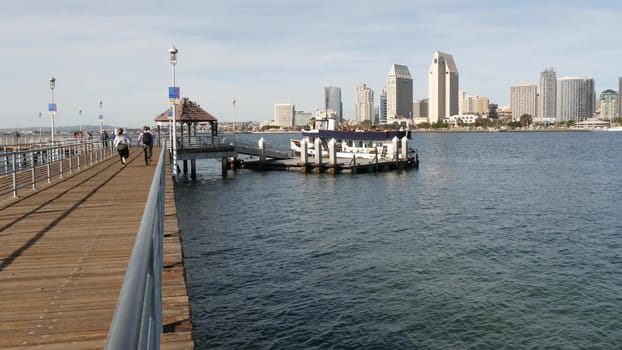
[1, 0, 621, 129]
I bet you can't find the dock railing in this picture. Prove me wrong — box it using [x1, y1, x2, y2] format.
[105, 143, 167, 350]
[0, 140, 114, 199]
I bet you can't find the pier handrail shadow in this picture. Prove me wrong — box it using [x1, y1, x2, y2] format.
[106, 141, 167, 349]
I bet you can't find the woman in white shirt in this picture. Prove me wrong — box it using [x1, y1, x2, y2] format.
[113, 128, 131, 166]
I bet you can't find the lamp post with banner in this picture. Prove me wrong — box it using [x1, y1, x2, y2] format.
[167, 107, 173, 154]
[98, 100, 104, 136]
[48, 77, 56, 144]
[232, 98, 236, 143]
[169, 45, 179, 179]
[79, 109, 83, 138]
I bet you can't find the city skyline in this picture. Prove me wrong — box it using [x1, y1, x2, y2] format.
[1, 1, 622, 129]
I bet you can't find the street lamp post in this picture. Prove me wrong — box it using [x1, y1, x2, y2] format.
[38, 113, 42, 142]
[79, 109, 82, 138]
[169, 46, 179, 178]
[49, 77, 56, 144]
[98, 100, 104, 135]
[232, 98, 236, 143]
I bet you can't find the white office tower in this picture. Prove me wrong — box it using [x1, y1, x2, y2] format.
[538, 67, 557, 119]
[355, 84, 375, 124]
[274, 103, 295, 128]
[428, 51, 459, 124]
[599, 89, 617, 121]
[556, 77, 595, 122]
[386, 64, 413, 122]
[510, 84, 538, 121]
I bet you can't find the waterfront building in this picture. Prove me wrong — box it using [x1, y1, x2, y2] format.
[274, 103, 295, 128]
[325, 86, 343, 124]
[355, 84, 375, 125]
[462, 95, 489, 115]
[619, 77, 622, 118]
[379, 89, 387, 124]
[538, 67, 557, 119]
[386, 64, 413, 123]
[599, 89, 617, 121]
[413, 99, 429, 119]
[497, 105, 512, 124]
[295, 110, 312, 127]
[446, 114, 482, 125]
[511, 84, 538, 121]
[458, 90, 467, 115]
[557, 77, 595, 122]
[428, 51, 459, 124]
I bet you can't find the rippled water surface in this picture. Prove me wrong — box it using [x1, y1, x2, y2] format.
[175, 132, 622, 349]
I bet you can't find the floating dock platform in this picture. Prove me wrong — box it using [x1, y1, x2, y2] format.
[241, 156, 418, 174]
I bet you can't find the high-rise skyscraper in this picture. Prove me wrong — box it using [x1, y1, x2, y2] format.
[324, 86, 342, 124]
[386, 64, 413, 122]
[557, 77, 595, 122]
[379, 89, 387, 124]
[355, 84, 374, 124]
[511, 84, 538, 121]
[538, 67, 557, 119]
[428, 51, 459, 124]
[599, 89, 617, 121]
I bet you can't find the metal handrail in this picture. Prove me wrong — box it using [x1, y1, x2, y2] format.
[105, 143, 167, 350]
[0, 141, 114, 199]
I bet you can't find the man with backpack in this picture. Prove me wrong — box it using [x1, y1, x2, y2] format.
[137, 126, 155, 165]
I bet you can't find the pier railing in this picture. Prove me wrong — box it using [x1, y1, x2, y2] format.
[105, 143, 166, 350]
[0, 140, 114, 199]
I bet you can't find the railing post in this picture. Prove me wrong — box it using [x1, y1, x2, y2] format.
[59, 145, 64, 179]
[31, 163, 37, 190]
[69, 146, 73, 175]
[11, 153, 17, 198]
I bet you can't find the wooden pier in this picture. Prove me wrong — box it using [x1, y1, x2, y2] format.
[0, 148, 193, 349]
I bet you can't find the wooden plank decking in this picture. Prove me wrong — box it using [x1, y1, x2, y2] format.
[0, 147, 193, 349]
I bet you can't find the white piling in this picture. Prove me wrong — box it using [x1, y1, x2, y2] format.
[401, 136, 409, 160]
[314, 138, 322, 165]
[258, 137, 266, 161]
[328, 138, 337, 166]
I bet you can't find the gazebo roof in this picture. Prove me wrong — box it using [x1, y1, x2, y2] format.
[154, 97, 219, 122]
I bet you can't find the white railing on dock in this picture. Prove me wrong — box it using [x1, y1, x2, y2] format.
[106, 142, 167, 350]
[1, 140, 115, 199]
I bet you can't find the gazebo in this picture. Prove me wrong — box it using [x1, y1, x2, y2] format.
[154, 97, 219, 148]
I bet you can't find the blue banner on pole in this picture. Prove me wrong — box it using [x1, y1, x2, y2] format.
[168, 86, 180, 99]
[48, 103, 57, 112]
[167, 108, 173, 118]
[98, 114, 104, 120]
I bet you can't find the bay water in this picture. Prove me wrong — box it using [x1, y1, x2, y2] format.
[175, 131, 622, 349]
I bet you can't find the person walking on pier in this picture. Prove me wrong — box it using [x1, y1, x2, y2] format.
[137, 126, 155, 165]
[113, 128, 131, 167]
[101, 130, 110, 148]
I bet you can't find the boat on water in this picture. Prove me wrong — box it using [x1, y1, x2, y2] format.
[291, 118, 417, 161]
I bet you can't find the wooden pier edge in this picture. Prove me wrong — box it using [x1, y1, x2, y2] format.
[161, 162, 195, 349]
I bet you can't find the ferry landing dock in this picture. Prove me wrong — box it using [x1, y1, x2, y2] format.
[0, 148, 193, 349]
